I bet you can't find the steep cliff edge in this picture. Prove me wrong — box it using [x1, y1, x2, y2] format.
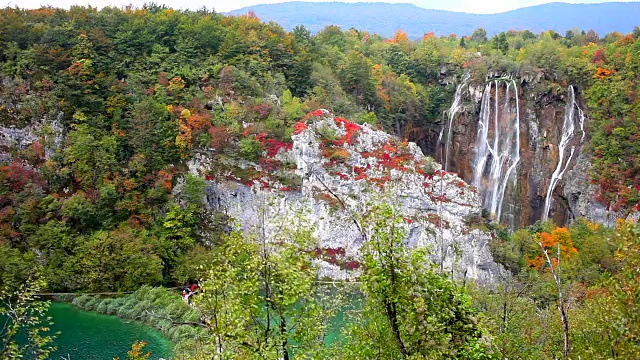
[431, 72, 623, 228]
[189, 111, 504, 283]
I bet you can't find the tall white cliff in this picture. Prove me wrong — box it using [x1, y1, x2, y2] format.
[189, 112, 505, 283]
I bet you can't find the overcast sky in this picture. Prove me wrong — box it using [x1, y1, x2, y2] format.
[0, 0, 625, 14]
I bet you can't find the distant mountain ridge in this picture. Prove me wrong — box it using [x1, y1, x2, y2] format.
[227, 1, 640, 38]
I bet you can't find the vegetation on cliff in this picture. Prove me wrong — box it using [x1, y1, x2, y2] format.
[0, 4, 639, 359]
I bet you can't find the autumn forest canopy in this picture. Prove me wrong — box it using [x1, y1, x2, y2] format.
[0, 4, 640, 359]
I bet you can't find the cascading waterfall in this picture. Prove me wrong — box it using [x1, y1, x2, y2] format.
[542, 86, 585, 221]
[438, 73, 470, 171]
[472, 78, 521, 223]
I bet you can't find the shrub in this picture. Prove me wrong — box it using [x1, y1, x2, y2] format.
[72, 294, 93, 308]
[95, 298, 112, 313]
[238, 137, 264, 162]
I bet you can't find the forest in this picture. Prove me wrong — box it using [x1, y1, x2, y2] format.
[0, 4, 639, 359]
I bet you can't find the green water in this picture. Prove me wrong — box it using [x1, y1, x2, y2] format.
[46, 302, 173, 359]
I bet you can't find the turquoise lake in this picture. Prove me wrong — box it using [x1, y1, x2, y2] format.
[45, 302, 172, 359]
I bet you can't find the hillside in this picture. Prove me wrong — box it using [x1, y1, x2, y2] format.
[228, 1, 640, 37]
[2, 5, 640, 358]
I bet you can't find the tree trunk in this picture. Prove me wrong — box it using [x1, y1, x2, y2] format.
[384, 298, 409, 358]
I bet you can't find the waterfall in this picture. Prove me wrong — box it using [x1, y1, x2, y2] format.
[542, 86, 585, 221]
[439, 73, 470, 171]
[472, 79, 521, 223]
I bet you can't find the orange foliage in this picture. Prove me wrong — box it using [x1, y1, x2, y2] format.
[243, 10, 260, 21]
[528, 227, 578, 270]
[595, 67, 613, 79]
[388, 30, 408, 44]
[186, 113, 210, 131]
[383, 142, 397, 153]
[156, 170, 173, 192]
[423, 32, 435, 40]
[618, 34, 635, 46]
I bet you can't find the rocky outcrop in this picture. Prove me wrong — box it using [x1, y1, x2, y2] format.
[0, 112, 64, 162]
[190, 112, 505, 283]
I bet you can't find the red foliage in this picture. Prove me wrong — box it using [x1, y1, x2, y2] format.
[333, 172, 349, 181]
[324, 247, 346, 257]
[263, 139, 293, 157]
[258, 179, 270, 189]
[333, 117, 361, 146]
[344, 260, 361, 270]
[425, 214, 450, 228]
[158, 72, 169, 86]
[591, 48, 607, 64]
[310, 247, 357, 270]
[252, 103, 271, 119]
[293, 121, 308, 135]
[255, 132, 267, 142]
[353, 166, 368, 180]
[208, 125, 230, 146]
[428, 193, 451, 203]
[32, 141, 45, 159]
[0, 162, 43, 193]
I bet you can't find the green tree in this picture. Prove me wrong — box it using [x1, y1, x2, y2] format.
[341, 50, 377, 108]
[192, 213, 333, 359]
[64, 124, 118, 188]
[471, 28, 488, 43]
[341, 203, 487, 359]
[492, 32, 509, 54]
[78, 226, 163, 292]
[573, 220, 640, 358]
[0, 269, 55, 359]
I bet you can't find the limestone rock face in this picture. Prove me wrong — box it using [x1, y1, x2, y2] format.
[0, 112, 63, 162]
[192, 112, 505, 283]
[563, 148, 632, 227]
